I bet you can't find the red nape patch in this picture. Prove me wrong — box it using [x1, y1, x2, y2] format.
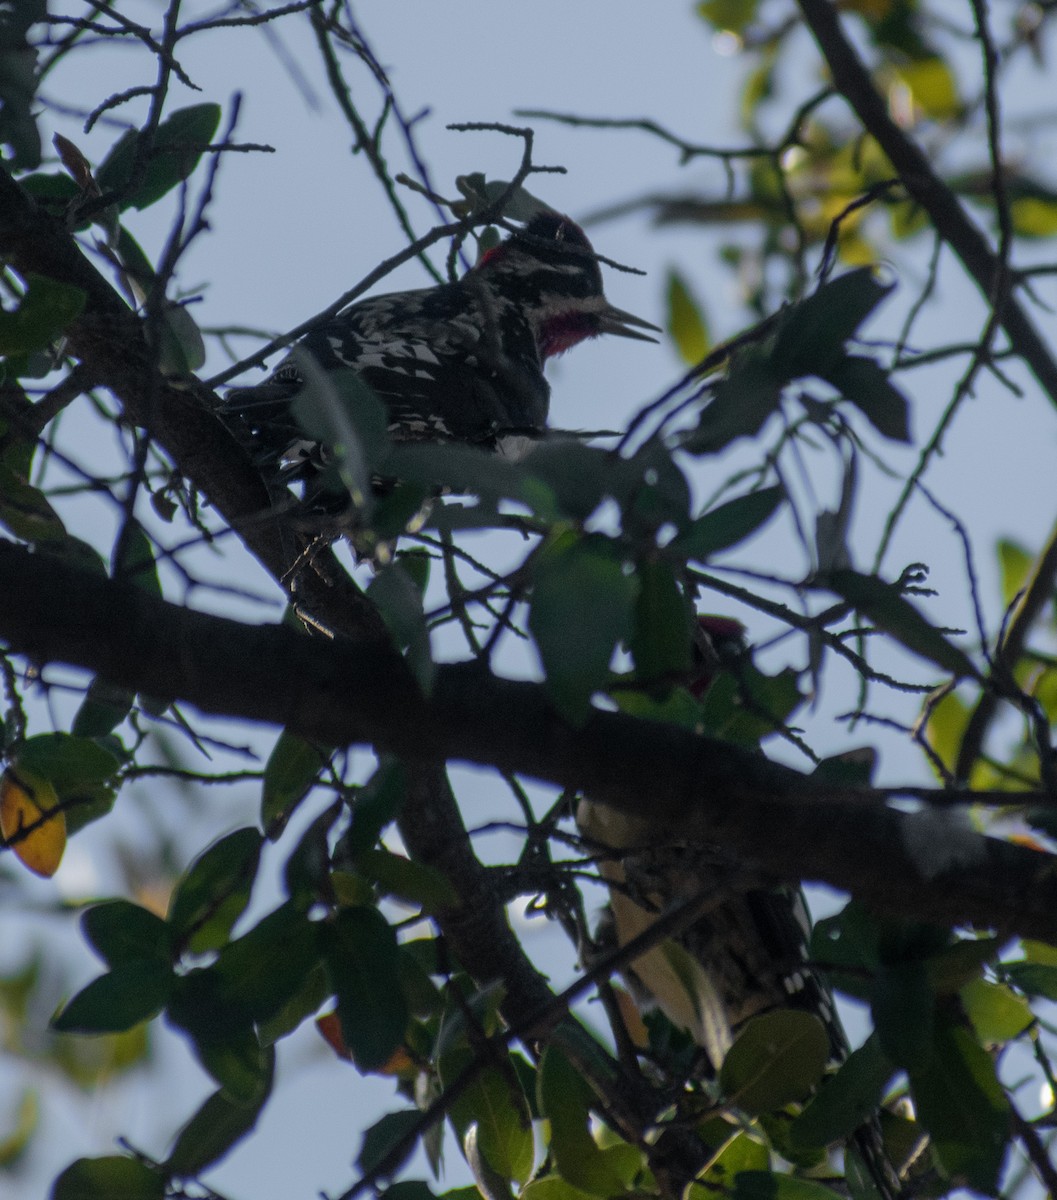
[538, 312, 598, 359]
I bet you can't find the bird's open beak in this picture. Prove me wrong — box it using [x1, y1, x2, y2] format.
[598, 304, 662, 343]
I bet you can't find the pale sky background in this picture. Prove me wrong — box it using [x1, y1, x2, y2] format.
[4, 2, 1057, 1197]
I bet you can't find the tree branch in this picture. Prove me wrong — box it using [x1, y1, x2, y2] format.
[796, 0, 1057, 409]
[0, 167, 394, 653]
[2, 541, 1055, 944]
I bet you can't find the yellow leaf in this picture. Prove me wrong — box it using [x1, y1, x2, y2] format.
[0, 768, 66, 877]
[665, 270, 710, 366]
[891, 58, 960, 120]
[1011, 197, 1057, 239]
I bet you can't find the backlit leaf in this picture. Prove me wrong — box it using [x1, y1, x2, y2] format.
[0, 767, 65, 877]
[719, 1010, 829, 1115]
[51, 1155, 164, 1200]
[666, 270, 710, 365]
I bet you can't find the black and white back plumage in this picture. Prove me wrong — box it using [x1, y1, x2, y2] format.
[223, 213, 658, 477]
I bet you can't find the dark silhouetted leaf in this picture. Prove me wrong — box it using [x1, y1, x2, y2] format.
[51, 1155, 164, 1200]
[52, 959, 171, 1033]
[342, 758, 408, 857]
[537, 1045, 631, 1196]
[95, 103, 221, 211]
[672, 485, 783, 560]
[685, 351, 783, 454]
[529, 533, 635, 723]
[261, 731, 330, 834]
[357, 1109, 424, 1179]
[790, 1034, 895, 1150]
[824, 569, 978, 680]
[72, 677, 134, 739]
[168, 827, 262, 954]
[82, 901, 171, 968]
[628, 559, 693, 683]
[872, 961, 934, 1069]
[907, 1014, 1010, 1192]
[772, 269, 893, 379]
[326, 906, 407, 1072]
[823, 356, 910, 443]
[731, 1170, 843, 1200]
[0, 275, 84, 355]
[165, 1053, 274, 1176]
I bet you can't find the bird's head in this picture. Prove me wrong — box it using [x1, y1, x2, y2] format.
[476, 212, 660, 360]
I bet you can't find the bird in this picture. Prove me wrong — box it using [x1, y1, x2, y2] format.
[223, 211, 659, 492]
[576, 616, 905, 1199]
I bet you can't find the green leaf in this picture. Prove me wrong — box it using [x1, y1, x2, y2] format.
[810, 901, 881, 1001]
[696, 0, 760, 34]
[357, 848, 458, 913]
[718, 1010, 829, 1115]
[0, 462, 68, 543]
[155, 301, 206, 375]
[628, 559, 693, 683]
[283, 801, 342, 901]
[811, 747, 877, 787]
[261, 731, 330, 834]
[357, 1109, 424, 1178]
[325, 906, 407, 1072]
[0, 4, 44, 171]
[387, 441, 526, 505]
[926, 936, 1001, 993]
[193, 1026, 271, 1104]
[210, 902, 322, 1029]
[165, 1057, 274, 1175]
[871, 961, 934, 1070]
[790, 1033, 895, 1150]
[772, 269, 893, 380]
[82, 901, 171, 968]
[342, 758, 408, 856]
[528, 532, 635, 723]
[520, 1176, 598, 1200]
[907, 1014, 1010, 1191]
[0, 1087, 37, 1167]
[0, 275, 85, 355]
[258, 962, 331, 1046]
[72, 677, 135, 739]
[997, 539, 1032, 609]
[822, 356, 910, 443]
[440, 1046, 533, 1183]
[892, 57, 960, 120]
[522, 440, 613, 521]
[960, 979, 1032, 1044]
[696, 1130, 769, 1187]
[537, 1045, 628, 1196]
[113, 520, 162, 596]
[367, 563, 433, 690]
[666, 270, 710, 365]
[52, 959, 171, 1033]
[671, 485, 783, 560]
[51, 1155, 164, 1200]
[685, 350, 783, 454]
[291, 357, 388, 516]
[168, 827, 262, 954]
[731, 1171, 844, 1200]
[824, 569, 978, 680]
[1004, 961, 1057, 1001]
[95, 103, 222, 211]
[15, 732, 121, 835]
